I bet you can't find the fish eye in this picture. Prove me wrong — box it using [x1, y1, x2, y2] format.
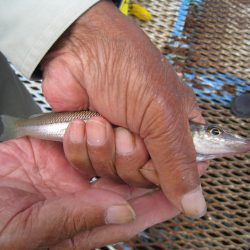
[208, 126, 223, 136]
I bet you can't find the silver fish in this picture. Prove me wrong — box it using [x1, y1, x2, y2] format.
[0, 111, 249, 162]
[191, 123, 250, 161]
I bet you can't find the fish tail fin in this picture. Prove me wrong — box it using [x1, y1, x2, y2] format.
[0, 115, 19, 141]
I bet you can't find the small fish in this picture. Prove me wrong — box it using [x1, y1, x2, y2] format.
[0, 111, 249, 162]
[191, 123, 250, 161]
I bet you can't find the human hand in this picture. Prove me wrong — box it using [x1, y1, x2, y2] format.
[0, 132, 183, 249]
[42, 0, 207, 218]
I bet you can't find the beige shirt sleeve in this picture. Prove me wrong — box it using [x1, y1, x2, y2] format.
[0, 0, 100, 79]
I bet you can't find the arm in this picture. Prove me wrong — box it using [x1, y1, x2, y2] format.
[0, 0, 100, 78]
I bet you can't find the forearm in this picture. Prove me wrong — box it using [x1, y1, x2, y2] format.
[0, 0, 100, 79]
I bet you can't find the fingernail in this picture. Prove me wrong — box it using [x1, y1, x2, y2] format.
[116, 127, 135, 155]
[87, 119, 106, 146]
[69, 120, 85, 144]
[181, 185, 207, 218]
[105, 205, 136, 224]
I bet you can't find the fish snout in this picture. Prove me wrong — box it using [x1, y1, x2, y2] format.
[233, 139, 250, 154]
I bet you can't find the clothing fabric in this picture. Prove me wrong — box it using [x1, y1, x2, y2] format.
[0, 0, 100, 79]
[0, 52, 41, 117]
[0, 0, 121, 119]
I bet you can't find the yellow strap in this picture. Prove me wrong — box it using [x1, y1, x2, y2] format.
[119, 0, 130, 16]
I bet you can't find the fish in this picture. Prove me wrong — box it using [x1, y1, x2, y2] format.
[0, 111, 249, 162]
[191, 123, 250, 161]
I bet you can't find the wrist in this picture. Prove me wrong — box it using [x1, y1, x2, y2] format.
[74, 0, 138, 41]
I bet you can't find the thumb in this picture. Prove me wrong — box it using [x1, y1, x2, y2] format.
[42, 56, 89, 111]
[3, 189, 135, 249]
[140, 67, 206, 219]
[143, 108, 206, 219]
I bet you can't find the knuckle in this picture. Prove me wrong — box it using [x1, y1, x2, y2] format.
[116, 162, 151, 187]
[62, 207, 98, 237]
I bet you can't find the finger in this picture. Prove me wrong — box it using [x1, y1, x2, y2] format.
[42, 57, 89, 111]
[115, 127, 152, 187]
[53, 190, 179, 250]
[63, 120, 96, 179]
[197, 161, 209, 175]
[3, 189, 135, 249]
[189, 104, 206, 124]
[140, 160, 209, 186]
[91, 177, 156, 200]
[141, 66, 206, 219]
[86, 117, 117, 179]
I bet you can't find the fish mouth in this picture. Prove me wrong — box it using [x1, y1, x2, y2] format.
[196, 139, 250, 162]
[232, 139, 250, 154]
[218, 138, 250, 159]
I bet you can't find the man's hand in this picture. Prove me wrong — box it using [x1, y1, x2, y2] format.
[0, 130, 183, 249]
[42, 0, 207, 218]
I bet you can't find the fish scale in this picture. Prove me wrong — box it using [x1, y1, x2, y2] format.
[17, 110, 100, 125]
[0, 110, 249, 161]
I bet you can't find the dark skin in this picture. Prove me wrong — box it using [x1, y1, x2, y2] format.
[42, 0, 207, 218]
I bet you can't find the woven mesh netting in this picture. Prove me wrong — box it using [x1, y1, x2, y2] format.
[18, 0, 250, 249]
[117, 0, 250, 250]
[118, 0, 250, 249]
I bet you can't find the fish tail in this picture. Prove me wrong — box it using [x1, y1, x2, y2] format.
[0, 115, 19, 141]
